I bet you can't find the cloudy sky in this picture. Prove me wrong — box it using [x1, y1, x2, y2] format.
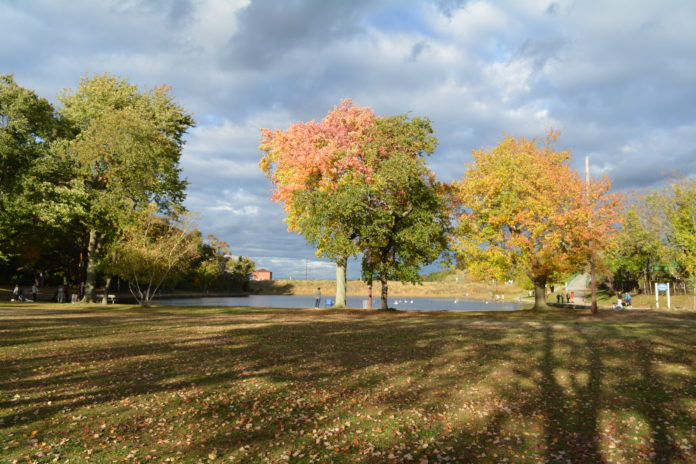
[2, 0, 695, 279]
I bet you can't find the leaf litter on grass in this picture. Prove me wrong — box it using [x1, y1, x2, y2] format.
[1, 306, 695, 463]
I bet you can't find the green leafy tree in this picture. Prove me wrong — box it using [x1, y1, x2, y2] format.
[667, 179, 696, 307]
[58, 74, 194, 302]
[668, 180, 696, 274]
[606, 207, 663, 292]
[354, 115, 448, 310]
[195, 235, 231, 293]
[227, 255, 256, 291]
[0, 75, 65, 263]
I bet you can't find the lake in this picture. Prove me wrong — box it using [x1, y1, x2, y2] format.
[158, 294, 523, 312]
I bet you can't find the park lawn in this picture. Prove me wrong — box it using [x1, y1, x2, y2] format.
[595, 291, 696, 311]
[1, 304, 695, 463]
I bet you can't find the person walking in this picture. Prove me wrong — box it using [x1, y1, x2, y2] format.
[570, 291, 575, 304]
[12, 284, 20, 301]
[31, 283, 38, 302]
[57, 285, 65, 303]
[314, 287, 321, 308]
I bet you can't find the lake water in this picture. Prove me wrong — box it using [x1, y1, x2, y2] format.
[158, 295, 522, 312]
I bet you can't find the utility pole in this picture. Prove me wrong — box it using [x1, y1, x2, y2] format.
[305, 259, 308, 281]
[586, 156, 598, 314]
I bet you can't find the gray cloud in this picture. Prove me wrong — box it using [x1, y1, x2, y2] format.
[222, 0, 375, 70]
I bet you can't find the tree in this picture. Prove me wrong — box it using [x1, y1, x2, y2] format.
[353, 115, 448, 310]
[195, 235, 230, 293]
[574, 171, 623, 313]
[227, 255, 256, 291]
[668, 180, 696, 273]
[451, 132, 621, 311]
[606, 207, 662, 291]
[58, 74, 194, 302]
[667, 179, 696, 308]
[107, 208, 200, 307]
[0, 75, 63, 262]
[260, 100, 376, 308]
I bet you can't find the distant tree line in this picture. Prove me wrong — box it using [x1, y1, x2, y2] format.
[3, 76, 693, 310]
[0, 74, 254, 306]
[605, 180, 696, 296]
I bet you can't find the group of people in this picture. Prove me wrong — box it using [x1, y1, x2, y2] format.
[555, 291, 576, 304]
[12, 283, 39, 302]
[612, 292, 633, 310]
[11, 283, 84, 303]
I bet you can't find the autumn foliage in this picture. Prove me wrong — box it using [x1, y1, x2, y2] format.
[259, 100, 377, 306]
[451, 132, 622, 310]
[259, 99, 376, 230]
[259, 101, 447, 310]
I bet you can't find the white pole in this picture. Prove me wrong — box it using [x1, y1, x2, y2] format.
[667, 283, 671, 309]
[655, 282, 659, 309]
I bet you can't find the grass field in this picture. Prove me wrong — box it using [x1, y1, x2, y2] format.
[1, 303, 695, 463]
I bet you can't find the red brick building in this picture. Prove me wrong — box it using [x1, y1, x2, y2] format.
[252, 269, 272, 281]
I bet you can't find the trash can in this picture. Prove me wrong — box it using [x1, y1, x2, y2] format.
[325, 298, 333, 307]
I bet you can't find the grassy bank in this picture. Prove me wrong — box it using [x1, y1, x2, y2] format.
[250, 279, 526, 300]
[2, 303, 695, 462]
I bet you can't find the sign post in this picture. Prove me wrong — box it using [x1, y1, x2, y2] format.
[656, 283, 671, 309]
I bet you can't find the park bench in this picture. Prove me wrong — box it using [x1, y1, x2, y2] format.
[98, 294, 117, 304]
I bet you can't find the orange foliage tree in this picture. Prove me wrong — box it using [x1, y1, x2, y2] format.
[259, 100, 376, 307]
[450, 132, 622, 311]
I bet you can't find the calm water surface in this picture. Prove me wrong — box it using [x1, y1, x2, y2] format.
[159, 295, 522, 312]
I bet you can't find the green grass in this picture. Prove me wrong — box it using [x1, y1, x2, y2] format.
[1, 303, 696, 463]
[594, 289, 696, 310]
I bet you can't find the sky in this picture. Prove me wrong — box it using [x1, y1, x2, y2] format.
[2, 0, 695, 280]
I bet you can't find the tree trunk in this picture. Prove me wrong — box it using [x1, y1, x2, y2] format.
[532, 279, 549, 310]
[367, 280, 373, 310]
[380, 274, 389, 310]
[101, 276, 112, 304]
[335, 256, 347, 308]
[83, 229, 98, 303]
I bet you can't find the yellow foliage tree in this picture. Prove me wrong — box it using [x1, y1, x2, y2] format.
[451, 132, 622, 311]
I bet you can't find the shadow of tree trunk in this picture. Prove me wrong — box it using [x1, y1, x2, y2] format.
[635, 341, 680, 464]
[539, 326, 604, 463]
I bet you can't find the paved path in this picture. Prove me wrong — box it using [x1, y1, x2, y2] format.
[566, 273, 590, 304]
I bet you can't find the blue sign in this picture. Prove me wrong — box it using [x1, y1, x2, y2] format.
[657, 283, 669, 291]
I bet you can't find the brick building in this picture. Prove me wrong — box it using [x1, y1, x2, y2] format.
[252, 269, 272, 281]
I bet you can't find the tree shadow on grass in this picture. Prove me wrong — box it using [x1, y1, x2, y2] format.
[536, 326, 604, 463]
[1, 308, 696, 462]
